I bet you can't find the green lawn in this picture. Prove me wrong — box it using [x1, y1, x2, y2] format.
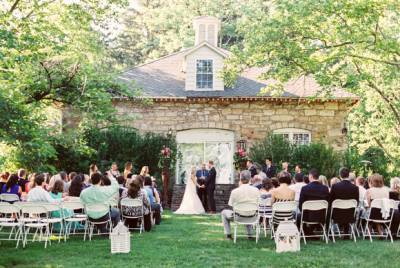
[1, 211, 399, 268]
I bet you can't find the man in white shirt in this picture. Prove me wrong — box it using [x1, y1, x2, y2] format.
[289, 173, 306, 202]
[27, 174, 57, 203]
[221, 170, 260, 240]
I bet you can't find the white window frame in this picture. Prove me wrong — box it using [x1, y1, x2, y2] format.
[196, 59, 213, 89]
[273, 128, 311, 145]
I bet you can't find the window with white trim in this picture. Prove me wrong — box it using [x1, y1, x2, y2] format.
[196, 59, 213, 89]
[273, 128, 311, 145]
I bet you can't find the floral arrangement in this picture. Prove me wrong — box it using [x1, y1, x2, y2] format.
[158, 146, 172, 169]
[233, 148, 248, 170]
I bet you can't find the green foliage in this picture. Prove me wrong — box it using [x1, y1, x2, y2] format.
[224, 0, 400, 164]
[249, 134, 293, 166]
[361, 146, 389, 178]
[249, 134, 342, 178]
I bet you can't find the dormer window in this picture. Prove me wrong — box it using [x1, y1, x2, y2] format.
[196, 60, 213, 89]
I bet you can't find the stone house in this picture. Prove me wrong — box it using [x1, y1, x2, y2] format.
[115, 16, 358, 210]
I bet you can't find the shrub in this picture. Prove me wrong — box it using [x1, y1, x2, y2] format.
[249, 134, 293, 167]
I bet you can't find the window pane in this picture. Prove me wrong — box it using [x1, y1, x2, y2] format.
[196, 60, 213, 89]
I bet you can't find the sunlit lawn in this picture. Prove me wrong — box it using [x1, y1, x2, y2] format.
[1, 211, 400, 268]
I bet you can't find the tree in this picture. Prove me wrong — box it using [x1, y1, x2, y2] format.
[224, 0, 400, 163]
[0, 0, 131, 171]
[105, 0, 268, 67]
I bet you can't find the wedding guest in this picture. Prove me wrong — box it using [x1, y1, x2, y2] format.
[262, 157, 276, 178]
[246, 160, 257, 178]
[121, 178, 152, 231]
[101, 175, 111, 186]
[271, 177, 280, 188]
[140, 166, 150, 177]
[144, 176, 161, 224]
[66, 172, 77, 193]
[260, 178, 274, 199]
[25, 173, 36, 193]
[17, 169, 29, 192]
[289, 173, 307, 202]
[69, 174, 84, 197]
[59, 171, 69, 193]
[366, 174, 390, 235]
[80, 173, 120, 228]
[124, 162, 133, 179]
[251, 174, 263, 190]
[108, 162, 121, 179]
[349, 172, 357, 184]
[281, 162, 290, 173]
[151, 177, 162, 206]
[50, 179, 66, 199]
[27, 174, 58, 203]
[117, 175, 127, 197]
[330, 177, 341, 188]
[303, 175, 310, 184]
[0, 172, 9, 190]
[298, 168, 329, 235]
[356, 176, 367, 206]
[48, 173, 61, 192]
[271, 171, 295, 203]
[318, 175, 329, 188]
[1, 173, 22, 198]
[389, 177, 400, 201]
[89, 164, 99, 177]
[221, 170, 260, 240]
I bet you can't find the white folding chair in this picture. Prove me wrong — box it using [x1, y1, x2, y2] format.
[20, 203, 51, 248]
[39, 203, 64, 243]
[121, 198, 145, 233]
[0, 193, 20, 203]
[299, 200, 329, 244]
[329, 199, 358, 242]
[270, 201, 297, 239]
[232, 203, 260, 244]
[0, 203, 23, 248]
[84, 203, 112, 241]
[363, 198, 395, 243]
[258, 197, 272, 237]
[62, 201, 87, 240]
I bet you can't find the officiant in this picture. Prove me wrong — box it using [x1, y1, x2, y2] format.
[196, 163, 209, 209]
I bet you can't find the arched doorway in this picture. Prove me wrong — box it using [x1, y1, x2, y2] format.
[176, 129, 234, 184]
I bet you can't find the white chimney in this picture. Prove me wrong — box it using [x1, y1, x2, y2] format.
[193, 16, 221, 47]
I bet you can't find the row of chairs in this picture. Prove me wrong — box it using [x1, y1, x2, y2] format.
[233, 198, 399, 244]
[0, 195, 148, 248]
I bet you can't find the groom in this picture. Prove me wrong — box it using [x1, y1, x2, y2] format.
[205, 160, 217, 214]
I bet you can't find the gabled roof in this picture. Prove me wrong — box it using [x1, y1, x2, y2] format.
[119, 48, 358, 101]
[182, 41, 229, 58]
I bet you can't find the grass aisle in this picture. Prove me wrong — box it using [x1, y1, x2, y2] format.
[1, 211, 399, 268]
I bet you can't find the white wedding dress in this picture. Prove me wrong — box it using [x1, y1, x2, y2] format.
[175, 174, 205, 215]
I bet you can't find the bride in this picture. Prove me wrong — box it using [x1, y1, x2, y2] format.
[175, 167, 205, 214]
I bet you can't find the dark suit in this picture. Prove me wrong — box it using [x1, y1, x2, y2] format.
[329, 180, 359, 225]
[299, 181, 330, 223]
[196, 169, 209, 209]
[206, 167, 216, 212]
[248, 165, 257, 178]
[262, 165, 276, 178]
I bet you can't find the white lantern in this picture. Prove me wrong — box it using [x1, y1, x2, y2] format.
[111, 222, 131, 254]
[274, 220, 300, 253]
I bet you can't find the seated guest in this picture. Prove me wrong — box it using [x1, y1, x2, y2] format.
[389, 177, 400, 201]
[366, 174, 390, 235]
[25, 173, 36, 193]
[246, 160, 257, 178]
[356, 176, 367, 206]
[101, 175, 111, 186]
[281, 162, 290, 173]
[349, 172, 357, 184]
[27, 174, 58, 203]
[330, 177, 341, 188]
[271, 177, 280, 188]
[221, 170, 260, 240]
[329, 167, 359, 232]
[303, 175, 310, 184]
[262, 157, 276, 178]
[143, 176, 161, 225]
[80, 173, 120, 228]
[117, 175, 127, 197]
[124, 162, 133, 180]
[89, 164, 99, 177]
[298, 169, 329, 234]
[17, 169, 29, 193]
[69, 174, 84, 197]
[140, 166, 150, 177]
[121, 178, 152, 231]
[318, 175, 329, 188]
[260, 178, 274, 199]
[59, 171, 69, 193]
[271, 171, 295, 203]
[251, 174, 263, 190]
[289, 173, 306, 202]
[1, 173, 22, 199]
[151, 177, 162, 207]
[108, 162, 121, 179]
[0, 172, 9, 190]
[50, 179, 66, 199]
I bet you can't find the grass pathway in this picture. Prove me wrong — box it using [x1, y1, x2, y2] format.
[1, 211, 399, 268]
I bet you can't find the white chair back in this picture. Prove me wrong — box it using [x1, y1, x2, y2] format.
[0, 193, 20, 203]
[85, 203, 109, 213]
[272, 201, 297, 212]
[0, 203, 20, 214]
[302, 200, 328, 211]
[62, 201, 85, 211]
[331, 199, 357, 210]
[20, 203, 48, 215]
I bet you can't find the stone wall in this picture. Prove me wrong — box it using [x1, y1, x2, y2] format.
[113, 99, 353, 150]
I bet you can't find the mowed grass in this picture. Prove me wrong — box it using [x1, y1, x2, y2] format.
[1, 211, 400, 268]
